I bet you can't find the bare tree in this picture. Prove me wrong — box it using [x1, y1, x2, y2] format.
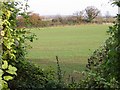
[73, 11, 84, 23]
[85, 6, 100, 22]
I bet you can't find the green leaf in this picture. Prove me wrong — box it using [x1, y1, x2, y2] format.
[10, 8, 14, 11]
[0, 79, 8, 90]
[3, 76, 13, 81]
[0, 11, 2, 16]
[9, 53, 16, 60]
[6, 70, 17, 75]
[2, 20, 10, 26]
[0, 83, 2, 90]
[2, 60, 8, 69]
[0, 69, 3, 76]
[6, 65, 17, 75]
[8, 65, 17, 72]
[3, 39, 13, 49]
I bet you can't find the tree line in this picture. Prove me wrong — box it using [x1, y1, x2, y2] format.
[17, 6, 115, 28]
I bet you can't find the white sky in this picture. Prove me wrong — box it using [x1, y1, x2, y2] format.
[27, 0, 118, 16]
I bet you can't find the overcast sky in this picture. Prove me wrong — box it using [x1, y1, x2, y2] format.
[27, 0, 118, 16]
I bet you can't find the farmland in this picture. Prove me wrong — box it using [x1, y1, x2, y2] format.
[26, 24, 109, 73]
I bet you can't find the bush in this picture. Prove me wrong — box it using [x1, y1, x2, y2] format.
[8, 59, 58, 89]
[79, 1, 120, 87]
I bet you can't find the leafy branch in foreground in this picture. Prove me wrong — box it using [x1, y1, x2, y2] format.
[0, 1, 36, 89]
[80, 1, 120, 88]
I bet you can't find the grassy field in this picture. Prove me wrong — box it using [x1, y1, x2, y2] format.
[26, 24, 109, 74]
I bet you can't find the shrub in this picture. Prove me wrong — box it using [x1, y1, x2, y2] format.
[8, 59, 58, 89]
[79, 1, 120, 88]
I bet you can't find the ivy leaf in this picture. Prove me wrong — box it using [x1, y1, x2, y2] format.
[6, 65, 17, 75]
[4, 41, 13, 49]
[3, 76, 13, 81]
[2, 60, 8, 69]
[2, 51, 9, 60]
[3, 39, 13, 49]
[6, 28, 12, 37]
[0, 79, 8, 90]
[1, 80, 8, 89]
[0, 83, 2, 90]
[0, 69, 3, 77]
[6, 70, 17, 75]
[2, 20, 10, 26]
[8, 65, 17, 72]
[6, 44, 11, 49]
[9, 53, 16, 60]
[0, 10, 2, 16]
[0, 31, 4, 36]
[10, 8, 14, 11]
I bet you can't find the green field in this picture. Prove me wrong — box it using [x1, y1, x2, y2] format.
[26, 24, 109, 73]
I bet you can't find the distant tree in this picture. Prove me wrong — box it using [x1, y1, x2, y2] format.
[17, 12, 45, 27]
[17, 16, 26, 28]
[91, 12, 103, 24]
[29, 13, 42, 27]
[52, 15, 64, 25]
[73, 11, 84, 23]
[85, 6, 100, 22]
